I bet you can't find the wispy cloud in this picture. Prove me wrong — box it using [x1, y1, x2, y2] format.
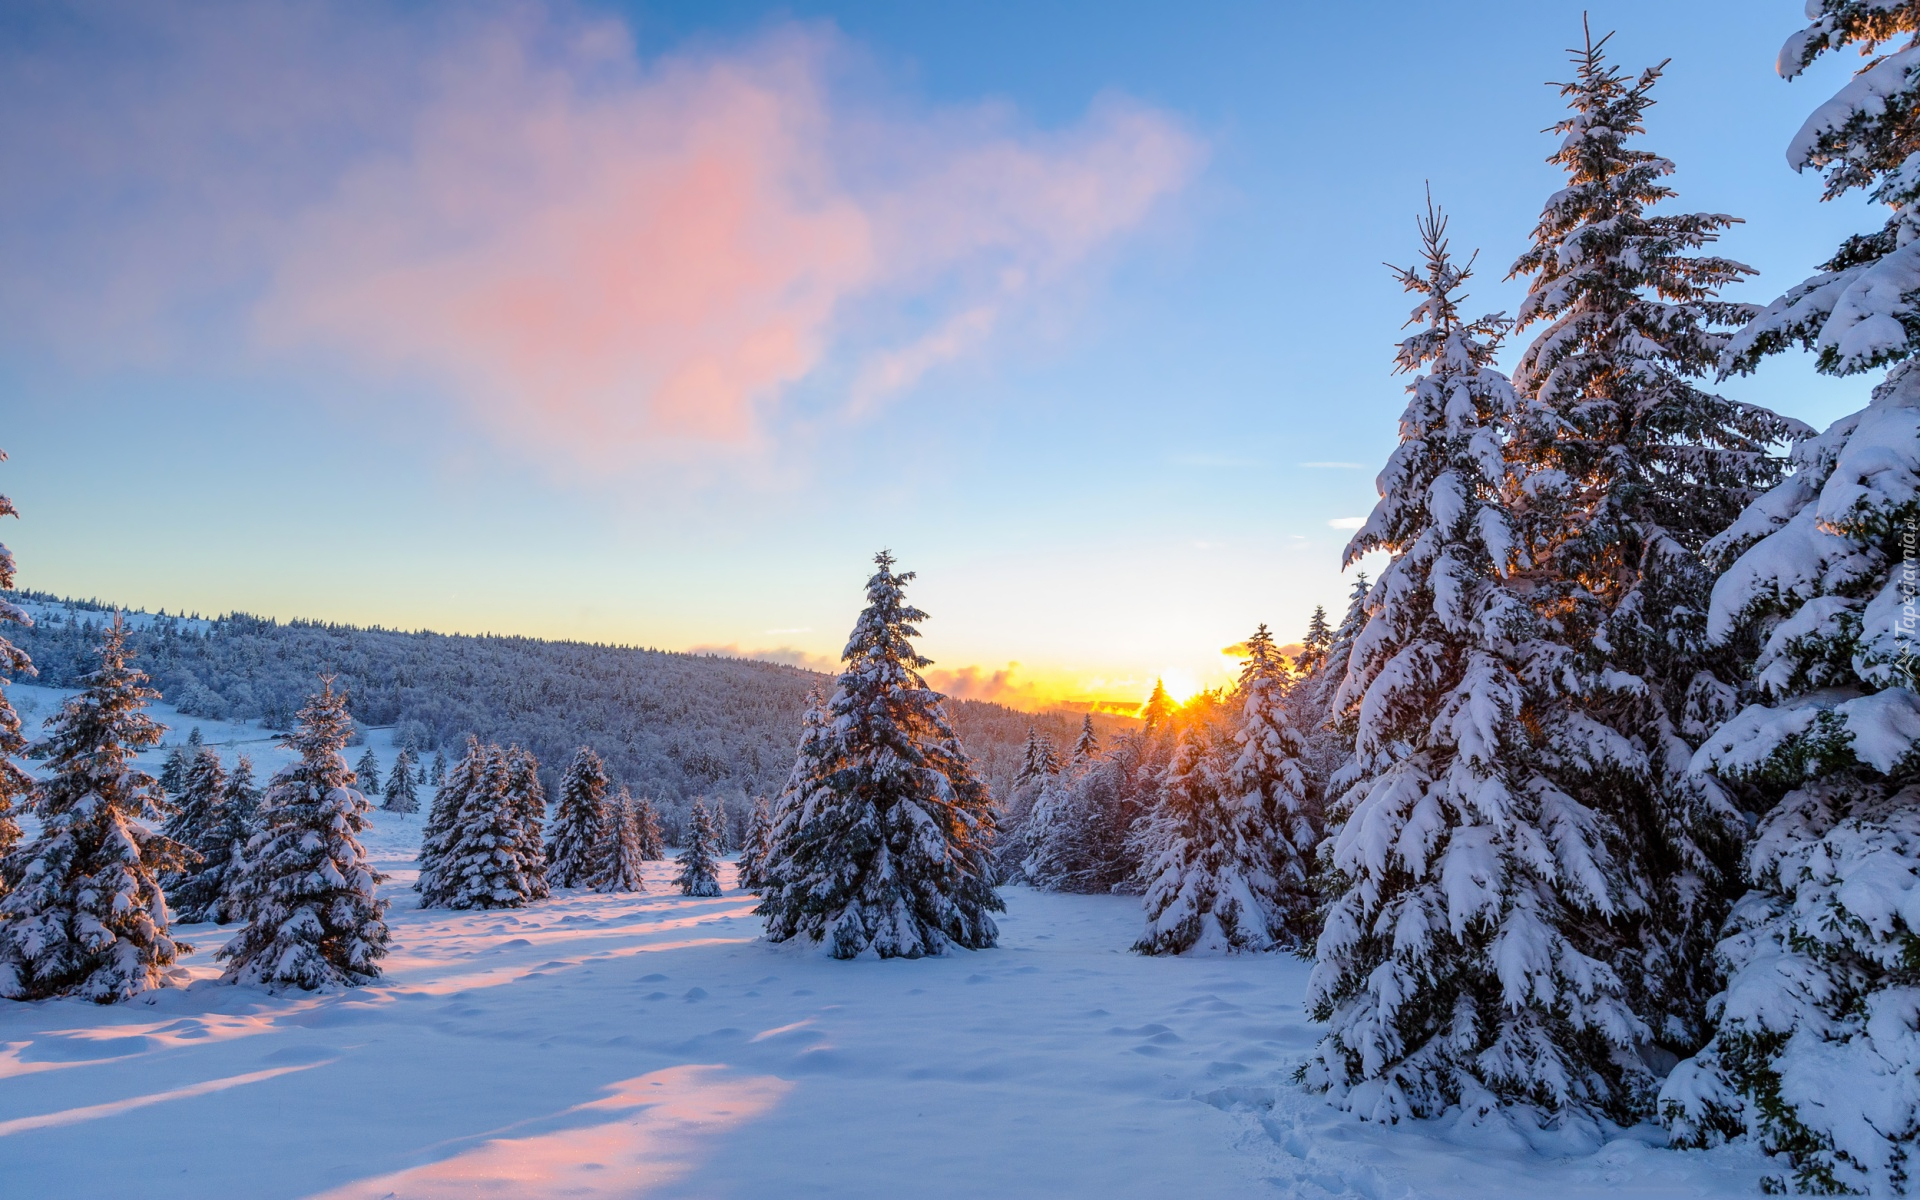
[1299, 461, 1366, 469]
[687, 643, 838, 673]
[0, 3, 1203, 472]
[1327, 516, 1366, 530]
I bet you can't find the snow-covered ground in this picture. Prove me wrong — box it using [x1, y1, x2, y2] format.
[2, 794, 1775, 1199]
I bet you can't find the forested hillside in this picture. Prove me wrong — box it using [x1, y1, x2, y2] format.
[7, 593, 1130, 807]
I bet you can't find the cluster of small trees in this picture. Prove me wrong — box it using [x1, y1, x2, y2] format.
[1002, 604, 1357, 954]
[0, 613, 392, 999]
[412, 737, 746, 908]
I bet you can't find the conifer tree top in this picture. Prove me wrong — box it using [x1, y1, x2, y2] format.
[1140, 680, 1175, 731]
[1510, 22, 1755, 399]
[31, 617, 166, 810]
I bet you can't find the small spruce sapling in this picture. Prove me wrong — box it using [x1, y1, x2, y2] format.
[546, 747, 610, 889]
[674, 800, 722, 897]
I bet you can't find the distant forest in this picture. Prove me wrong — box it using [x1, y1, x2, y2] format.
[6, 592, 1135, 816]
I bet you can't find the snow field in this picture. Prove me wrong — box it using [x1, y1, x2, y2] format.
[1, 801, 1773, 1199]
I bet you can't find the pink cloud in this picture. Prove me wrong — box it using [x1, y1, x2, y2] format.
[0, 4, 1202, 469]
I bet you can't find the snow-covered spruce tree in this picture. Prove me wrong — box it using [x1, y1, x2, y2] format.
[158, 743, 190, 800]
[674, 799, 722, 897]
[219, 679, 388, 990]
[1020, 768, 1084, 891]
[1306, 205, 1654, 1122]
[507, 746, 549, 900]
[430, 751, 446, 787]
[1657, 8, 1920, 1191]
[161, 747, 233, 924]
[0, 620, 185, 1002]
[1227, 624, 1318, 938]
[758, 553, 1002, 958]
[415, 735, 482, 904]
[996, 727, 1063, 884]
[1019, 726, 1062, 784]
[1135, 628, 1316, 956]
[545, 746, 609, 889]
[1140, 680, 1176, 732]
[355, 748, 381, 797]
[0, 450, 28, 880]
[382, 748, 419, 814]
[765, 687, 833, 879]
[1503, 27, 1803, 1069]
[1071, 714, 1099, 767]
[434, 744, 535, 910]
[737, 796, 774, 892]
[596, 791, 647, 894]
[1296, 605, 1333, 679]
[631, 791, 665, 860]
[1294, 574, 1370, 795]
[1013, 718, 1094, 889]
[1023, 721, 1165, 895]
[204, 753, 259, 925]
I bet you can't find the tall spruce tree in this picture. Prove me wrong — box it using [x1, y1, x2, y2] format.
[1071, 714, 1099, 766]
[162, 746, 233, 924]
[1020, 769, 1084, 892]
[383, 748, 419, 814]
[355, 748, 381, 797]
[766, 688, 833, 885]
[206, 753, 260, 925]
[1227, 625, 1319, 937]
[631, 791, 665, 861]
[596, 791, 648, 894]
[0, 620, 185, 1002]
[220, 679, 388, 990]
[1503, 25, 1802, 1075]
[507, 747, 549, 900]
[998, 727, 1063, 884]
[1017, 728, 1061, 786]
[1307, 205, 1650, 1122]
[737, 797, 774, 892]
[431, 751, 446, 787]
[1300, 573, 1372, 794]
[674, 799, 722, 897]
[158, 743, 190, 800]
[1140, 680, 1177, 732]
[0, 448, 31, 881]
[1296, 606, 1333, 678]
[416, 736, 482, 904]
[757, 553, 1001, 958]
[1658, 7, 1920, 1191]
[546, 747, 610, 889]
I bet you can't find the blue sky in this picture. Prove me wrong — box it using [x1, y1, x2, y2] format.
[0, 1, 1875, 708]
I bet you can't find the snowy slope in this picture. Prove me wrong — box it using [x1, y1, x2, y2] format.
[7, 680, 410, 785]
[0, 805, 1773, 1198]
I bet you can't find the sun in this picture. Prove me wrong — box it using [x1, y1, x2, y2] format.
[1158, 667, 1203, 706]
